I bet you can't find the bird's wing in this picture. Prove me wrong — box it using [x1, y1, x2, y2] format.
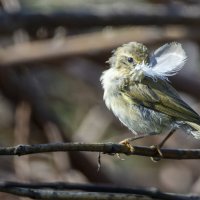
[122, 78, 200, 124]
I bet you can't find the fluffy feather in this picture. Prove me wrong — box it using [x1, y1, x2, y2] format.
[135, 42, 187, 81]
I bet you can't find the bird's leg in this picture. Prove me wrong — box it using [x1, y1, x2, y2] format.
[118, 129, 176, 160]
[158, 129, 176, 149]
[151, 129, 176, 161]
[117, 135, 147, 160]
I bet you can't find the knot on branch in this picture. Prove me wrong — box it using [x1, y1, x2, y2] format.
[14, 144, 27, 156]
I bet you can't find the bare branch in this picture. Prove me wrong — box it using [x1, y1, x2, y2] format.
[1, 3, 200, 34]
[0, 142, 200, 160]
[0, 181, 199, 200]
[0, 188, 151, 200]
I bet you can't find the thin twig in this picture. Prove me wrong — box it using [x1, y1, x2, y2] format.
[0, 142, 200, 159]
[97, 152, 101, 172]
[0, 181, 199, 200]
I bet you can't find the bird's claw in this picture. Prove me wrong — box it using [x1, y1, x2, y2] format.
[119, 139, 134, 152]
[150, 145, 163, 162]
[115, 139, 134, 160]
[116, 153, 125, 160]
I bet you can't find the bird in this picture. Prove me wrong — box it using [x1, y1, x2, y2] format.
[100, 42, 200, 154]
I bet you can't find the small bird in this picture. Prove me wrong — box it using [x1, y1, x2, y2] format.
[101, 42, 200, 151]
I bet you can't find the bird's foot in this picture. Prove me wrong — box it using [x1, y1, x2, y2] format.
[150, 145, 163, 162]
[116, 135, 146, 159]
[116, 139, 135, 160]
[119, 139, 134, 152]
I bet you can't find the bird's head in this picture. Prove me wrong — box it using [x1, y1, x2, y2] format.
[108, 42, 150, 74]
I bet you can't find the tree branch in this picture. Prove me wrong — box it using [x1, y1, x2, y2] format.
[1, 3, 200, 34]
[0, 188, 151, 200]
[0, 181, 199, 200]
[0, 142, 200, 159]
[0, 26, 200, 66]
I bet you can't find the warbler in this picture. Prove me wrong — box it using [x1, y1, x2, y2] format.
[100, 42, 200, 148]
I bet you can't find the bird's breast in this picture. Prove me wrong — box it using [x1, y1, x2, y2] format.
[101, 68, 172, 135]
[104, 86, 172, 135]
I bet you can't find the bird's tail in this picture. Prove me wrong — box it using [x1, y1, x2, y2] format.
[186, 122, 200, 139]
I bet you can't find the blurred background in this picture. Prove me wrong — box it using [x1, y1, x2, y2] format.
[0, 0, 200, 199]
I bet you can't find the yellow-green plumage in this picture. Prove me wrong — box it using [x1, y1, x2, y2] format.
[126, 78, 200, 124]
[101, 42, 200, 139]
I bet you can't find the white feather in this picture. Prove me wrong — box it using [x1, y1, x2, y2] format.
[136, 42, 187, 81]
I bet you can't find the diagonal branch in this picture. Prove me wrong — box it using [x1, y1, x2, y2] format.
[0, 142, 200, 159]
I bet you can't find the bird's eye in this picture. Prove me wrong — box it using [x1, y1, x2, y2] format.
[127, 57, 134, 63]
